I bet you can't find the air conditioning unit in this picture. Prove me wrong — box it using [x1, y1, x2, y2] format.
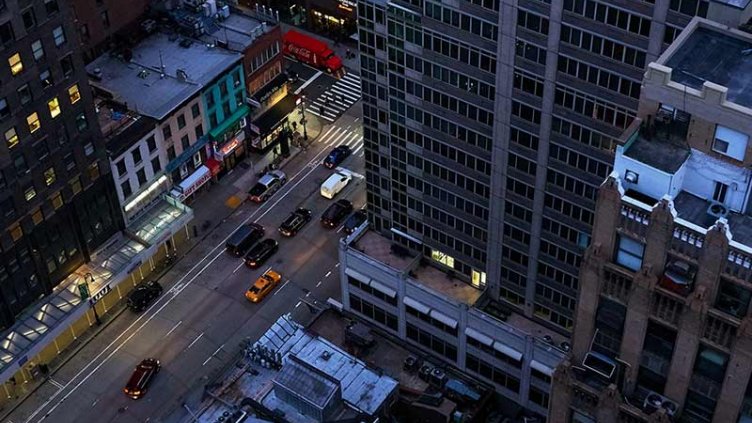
[643, 390, 678, 417]
[239, 118, 247, 128]
[707, 201, 729, 219]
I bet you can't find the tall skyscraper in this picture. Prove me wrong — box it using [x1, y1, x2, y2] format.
[358, 0, 752, 335]
[556, 16, 752, 423]
[0, 0, 122, 328]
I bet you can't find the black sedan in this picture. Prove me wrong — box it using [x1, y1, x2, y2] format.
[245, 239, 280, 269]
[323, 145, 352, 169]
[279, 208, 313, 237]
[343, 210, 367, 235]
[321, 199, 353, 229]
[127, 281, 163, 312]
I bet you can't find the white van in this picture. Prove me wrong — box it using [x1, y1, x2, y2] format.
[320, 170, 352, 199]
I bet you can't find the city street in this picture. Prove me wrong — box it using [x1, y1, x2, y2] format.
[8, 105, 365, 423]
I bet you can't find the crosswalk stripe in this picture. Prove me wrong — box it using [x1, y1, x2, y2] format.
[330, 86, 360, 101]
[351, 143, 364, 155]
[342, 73, 361, 83]
[342, 132, 361, 147]
[307, 108, 334, 122]
[336, 79, 361, 91]
[328, 129, 352, 146]
[312, 99, 348, 113]
[319, 126, 337, 142]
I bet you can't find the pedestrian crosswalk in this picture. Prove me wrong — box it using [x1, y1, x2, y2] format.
[316, 125, 364, 158]
[306, 73, 362, 122]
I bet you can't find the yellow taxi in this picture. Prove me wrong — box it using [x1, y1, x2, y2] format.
[245, 269, 282, 303]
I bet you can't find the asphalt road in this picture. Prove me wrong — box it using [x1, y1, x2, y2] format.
[10, 105, 365, 423]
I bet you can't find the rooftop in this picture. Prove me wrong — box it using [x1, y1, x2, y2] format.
[87, 31, 241, 120]
[194, 314, 398, 423]
[200, 13, 271, 51]
[410, 264, 483, 306]
[665, 26, 752, 109]
[97, 99, 157, 158]
[622, 120, 690, 174]
[711, 0, 752, 8]
[352, 230, 416, 273]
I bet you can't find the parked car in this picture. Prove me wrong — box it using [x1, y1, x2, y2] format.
[248, 170, 287, 203]
[245, 269, 282, 303]
[279, 208, 312, 237]
[321, 199, 353, 229]
[245, 239, 280, 269]
[323, 145, 352, 169]
[123, 358, 161, 399]
[343, 210, 367, 235]
[320, 170, 352, 199]
[225, 223, 265, 256]
[127, 281, 163, 312]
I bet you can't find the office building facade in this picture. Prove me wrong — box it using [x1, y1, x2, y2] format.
[554, 17, 752, 423]
[357, 0, 752, 335]
[0, 0, 122, 328]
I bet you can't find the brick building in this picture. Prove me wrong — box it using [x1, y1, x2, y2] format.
[70, 0, 152, 62]
[555, 17, 752, 423]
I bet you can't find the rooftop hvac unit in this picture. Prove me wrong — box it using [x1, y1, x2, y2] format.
[643, 390, 678, 417]
[707, 201, 729, 219]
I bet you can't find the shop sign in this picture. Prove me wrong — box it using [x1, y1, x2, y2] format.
[174, 165, 211, 201]
[338, 0, 356, 11]
[218, 137, 242, 157]
[89, 284, 111, 306]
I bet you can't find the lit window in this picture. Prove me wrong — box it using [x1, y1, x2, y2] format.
[471, 270, 487, 288]
[8, 52, 22, 75]
[24, 185, 36, 201]
[431, 249, 455, 268]
[68, 84, 80, 104]
[5, 127, 18, 148]
[26, 112, 40, 133]
[52, 25, 65, 46]
[9, 223, 23, 242]
[32, 208, 44, 225]
[48, 97, 60, 118]
[51, 191, 63, 209]
[44, 167, 56, 186]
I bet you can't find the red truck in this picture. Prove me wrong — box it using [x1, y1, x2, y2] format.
[283, 30, 343, 74]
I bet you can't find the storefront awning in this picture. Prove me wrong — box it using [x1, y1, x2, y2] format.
[209, 105, 250, 141]
[253, 96, 297, 136]
[252, 73, 288, 103]
[205, 158, 222, 176]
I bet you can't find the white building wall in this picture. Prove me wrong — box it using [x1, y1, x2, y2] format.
[683, 149, 752, 212]
[160, 97, 205, 180]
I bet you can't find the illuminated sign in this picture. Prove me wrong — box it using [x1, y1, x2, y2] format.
[338, 0, 356, 11]
[219, 137, 241, 156]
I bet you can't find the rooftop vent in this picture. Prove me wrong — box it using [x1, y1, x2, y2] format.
[707, 201, 729, 219]
[90, 67, 103, 81]
[137, 69, 149, 79]
[321, 350, 332, 360]
[176, 68, 189, 82]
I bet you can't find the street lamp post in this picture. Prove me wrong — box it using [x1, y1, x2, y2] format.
[298, 93, 308, 142]
[84, 272, 102, 326]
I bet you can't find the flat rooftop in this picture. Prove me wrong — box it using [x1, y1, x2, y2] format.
[202, 13, 270, 50]
[665, 26, 752, 109]
[623, 128, 690, 174]
[410, 264, 483, 305]
[352, 230, 415, 272]
[479, 296, 570, 353]
[97, 99, 156, 157]
[195, 314, 397, 423]
[672, 191, 752, 246]
[712, 0, 752, 8]
[87, 32, 241, 120]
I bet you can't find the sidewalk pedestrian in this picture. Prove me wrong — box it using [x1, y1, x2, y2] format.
[346, 49, 351, 59]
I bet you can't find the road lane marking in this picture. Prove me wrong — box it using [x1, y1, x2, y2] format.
[316, 281, 322, 287]
[202, 344, 225, 366]
[165, 320, 182, 337]
[295, 301, 301, 308]
[25, 122, 343, 423]
[335, 263, 340, 267]
[294, 70, 323, 95]
[186, 332, 204, 350]
[274, 280, 291, 296]
[325, 271, 331, 278]
[48, 379, 64, 389]
[232, 262, 244, 273]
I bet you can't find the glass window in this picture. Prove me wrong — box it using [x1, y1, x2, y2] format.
[83, 142, 94, 156]
[116, 159, 126, 176]
[75, 113, 87, 131]
[191, 103, 200, 118]
[17, 84, 31, 105]
[31, 40, 44, 60]
[27, 112, 40, 133]
[0, 21, 14, 44]
[22, 8, 35, 29]
[162, 124, 172, 139]
[5, 126, 18, 148]
[181, 135, 189, 150]
[715, 279, 751, 318]
[44, 167, 56, 186]
[615, 235, 643, 271]
[44, 0, 60, 15]
[24, 185, 36, 201]
[8, 52, 22, 75]
[151, 156, 161, 173]
[177, 114, 186, 129]
[68, 85, 81, 104]
[60, 55, 73, 76]
[146, 135, 156, 152]
[52, 25, 65, 46]
[40, 69, 53, 88]
[131, 147, 142, 164]
[48, 97, 61, 118]
[51, 191, 63, 209]
[0, 97, 8, 118]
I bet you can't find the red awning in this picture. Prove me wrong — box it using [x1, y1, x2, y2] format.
[205, 158, 222, 176]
